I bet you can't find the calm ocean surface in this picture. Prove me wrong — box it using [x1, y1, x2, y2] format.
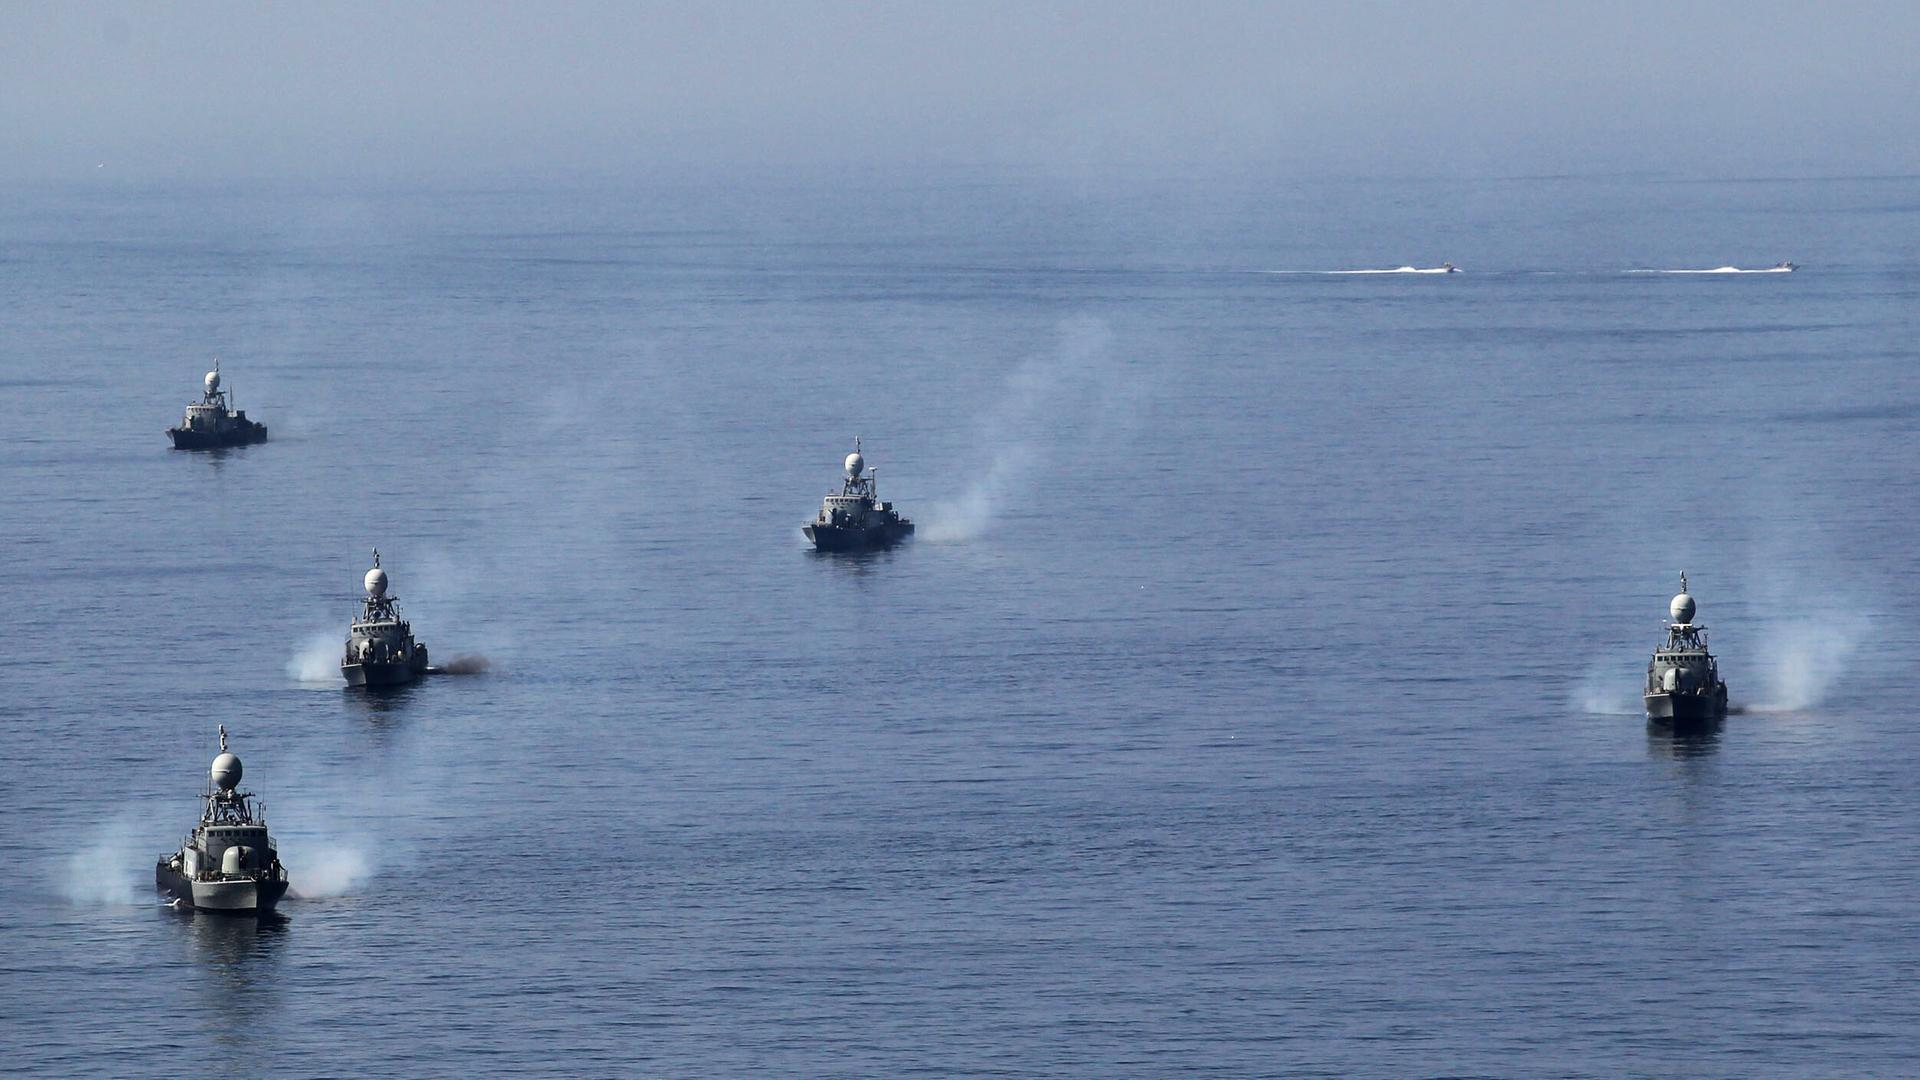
[2, 174, 1918, 1076]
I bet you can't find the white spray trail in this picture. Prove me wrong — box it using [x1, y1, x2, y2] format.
[923, 316, 1142, 542]
[287, 629, 341, 683]
[288, 844, 374, 899]
[1570, 662, 1641, 715]
[271, 740, 453, 901]
[1751, 613, 1867, 712]
[58, 816, 154, 908]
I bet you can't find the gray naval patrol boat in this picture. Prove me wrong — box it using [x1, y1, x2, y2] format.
[1644, 573, 1729, 723]
[167, 363, 267, 449]
[803, 438, 914, 551]
[342, 550, 429, 686]
[156, 726, 290, 914]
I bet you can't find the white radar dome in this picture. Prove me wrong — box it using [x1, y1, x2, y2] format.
[845, 452, 865, 477]
[204, 370, 221, 392]
[365, 567, 389, 597]
[211, 752, 243, 790]
[1670, 593, 1696, 624]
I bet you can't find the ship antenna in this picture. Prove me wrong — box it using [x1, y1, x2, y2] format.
[1680, 570, 1688, 594]
[218, 724, 227, 752]
[372, 548, 381, 568]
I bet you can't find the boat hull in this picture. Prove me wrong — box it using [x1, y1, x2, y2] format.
[803, 521, 914, 551]
[167, 424, 267, 449]
[1645, 687, 1728, 724]
[342, 658, 423, 686]
[155, 861, 288, 914]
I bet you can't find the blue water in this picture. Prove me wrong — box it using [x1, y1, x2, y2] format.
[3, 175, 1919, 1076]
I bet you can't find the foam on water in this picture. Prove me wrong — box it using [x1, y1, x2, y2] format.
[1629, 265, 1795, 274]
[1263, 265, 1458, 275]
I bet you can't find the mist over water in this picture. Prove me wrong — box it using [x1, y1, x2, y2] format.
[58, 817, 154, 909]
[1752, 613, 1870, 712]
[1572, 662, 1642, 716]
[286, 845, 372, 900]
[924, 316, 1144, 542]
[7, 176, 1920, 1076]
[288, 631, 341, 683]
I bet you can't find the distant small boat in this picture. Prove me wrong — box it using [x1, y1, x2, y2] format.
[1773, 260, 1798, 272]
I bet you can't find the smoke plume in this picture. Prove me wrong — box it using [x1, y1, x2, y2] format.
[288, 846, 374, 899]
[1571, 661, 1640, 715]
[287, 629, 342, 683]
[1752, 614, 1867, 712]
[58, 816, 152, 908]
[923, 316, 1145, 541]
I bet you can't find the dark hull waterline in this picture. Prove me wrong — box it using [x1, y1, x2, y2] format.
[1645, 689, 1728, 724]
[343, 659, 423, 687]
[168, 425, 267, 449]
[155, 863, 289, 914]
[803, 521, 914, 551]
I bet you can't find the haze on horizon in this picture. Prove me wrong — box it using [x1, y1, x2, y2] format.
[1, 1, 1914, 185]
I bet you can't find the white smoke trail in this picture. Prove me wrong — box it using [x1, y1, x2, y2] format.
[271, 742, 451, 902]
[288, 845, 373, 899]
[1571, 662, 1640, 715]
[287, 629, 341, 683]
[58, 816, 153, 908]
[1752, 614, 1866, 712]
[922, 316, 1144, 542]
[921, 441, 1040, 543]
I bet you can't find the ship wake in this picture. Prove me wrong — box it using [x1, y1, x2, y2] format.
[1263, 265, 1457, 275]
[1628, 266, 1794, 274]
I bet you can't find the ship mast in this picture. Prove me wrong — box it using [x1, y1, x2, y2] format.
[359, 548, 400, 622]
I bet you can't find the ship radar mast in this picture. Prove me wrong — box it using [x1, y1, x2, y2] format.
[841, 436, 874, 497]
[1662, 570, 1706, 649]
[358, 548, 399, 621]
[205, 725, 259, 824]
[202, 359, 230, 407]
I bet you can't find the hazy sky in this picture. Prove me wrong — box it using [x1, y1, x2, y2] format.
[1, 1, 1914, 182]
